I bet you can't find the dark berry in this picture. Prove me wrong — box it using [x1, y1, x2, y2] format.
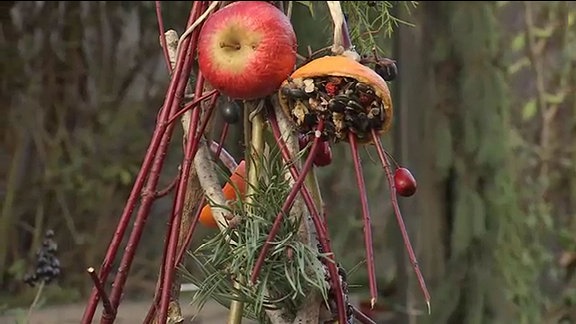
[25, 229, 61, 286]
[375, 62, 398, 81]
[51, 258, 60, 269]
[24, 273, 37, 286]
[220, 99, 242, 124]
[313, 141, 333, 167]
[37, 255, 49, 266]
[298, 134, 310, 150]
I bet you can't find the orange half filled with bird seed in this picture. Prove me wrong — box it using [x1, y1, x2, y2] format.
[278, 55, 393, 144]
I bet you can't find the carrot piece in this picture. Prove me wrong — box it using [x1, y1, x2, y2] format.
[199, 160, 246, 228]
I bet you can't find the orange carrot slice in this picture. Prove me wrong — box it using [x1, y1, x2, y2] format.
[199, 160, 246, 228]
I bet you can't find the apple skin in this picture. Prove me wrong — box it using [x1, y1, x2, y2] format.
[197, 1, 298, 100]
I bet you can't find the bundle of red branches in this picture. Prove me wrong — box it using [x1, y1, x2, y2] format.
[80, 2, 430, 324]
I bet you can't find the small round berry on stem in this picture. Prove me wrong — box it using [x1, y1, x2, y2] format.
[220, 99, 242, 124]
[394, 167, 417, 197]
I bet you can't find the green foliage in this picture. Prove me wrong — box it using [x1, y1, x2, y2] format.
[421, 2, 527, 323]
[292, 1, 417, 56]
[181, 145, 329, 323]
[0, 0, 191, 305]
[500, 2, 576, 322]
[342, 1, 418, 54]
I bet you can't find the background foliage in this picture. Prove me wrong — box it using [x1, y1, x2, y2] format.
[1, 1, 575, 323]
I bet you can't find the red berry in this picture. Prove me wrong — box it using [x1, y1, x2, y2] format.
[394, 167, 417, 197]
[298, 134, 310, 150]
[313, 141, 333, 167]
[298, 134, 332, 167]
[325, 82, 339, 96]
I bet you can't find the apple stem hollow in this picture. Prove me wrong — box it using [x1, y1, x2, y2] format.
[220, 42, 241, 50]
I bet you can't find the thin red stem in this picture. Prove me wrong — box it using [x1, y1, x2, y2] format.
[156, 172, 181, 198]
[80, 5, 203, 322]
[86, 267, 115, 318]
[144, 125, 234, 323]
[351, 305, 377, 324]
[104, 101, 176, 322]
[210, 123, 235, 170]
[155, 1, 171, 72]
[142, 170, 181, 324]
[166, 89, 219, 126]
[250, 120, 325, 284]
[267, 112, 347, 324]
[144, 184, 185, 324]
[145, 166, 184, 324]
[371, 129, 431, 311]
[348, 133, 378, 308]
[100, 4, 204, 322]
[158, 75, 215, 323]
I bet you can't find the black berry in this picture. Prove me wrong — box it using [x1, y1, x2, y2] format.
[375, 62, 398, 81]
[220, 99, 242, 124]
[23, 229, 61, 287]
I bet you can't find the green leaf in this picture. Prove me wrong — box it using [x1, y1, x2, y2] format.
[532, 25, 554, 38]
[508, 57, 530, 75]
[7, 259, 26, 277]
[511, 34, 525, 51]
[544, 91, 566, 105]
[119, 169, 133, 186]
[295, 1, 315, 18]
[522, 99, 537, 121]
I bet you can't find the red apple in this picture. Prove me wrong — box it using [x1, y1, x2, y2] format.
[197, 1, 297, 100]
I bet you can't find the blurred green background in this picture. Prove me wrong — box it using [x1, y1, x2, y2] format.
[1, 1, 576, 323]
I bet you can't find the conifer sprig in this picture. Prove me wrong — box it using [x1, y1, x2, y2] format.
[181, 143, 330, 323]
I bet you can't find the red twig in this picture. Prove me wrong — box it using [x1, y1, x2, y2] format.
[166, 89, 219, 126]
[158, 75, 217, 323]
[250, 120, 325, 283]
[86, 267, 115, 318]
[144, 183, 185, 324]
[80, 5, 204, 323]
[348, 133, 378, 308]
[267, 111, 347, 324]
[99, 4, 205, 323]
[144, 125, 234, 323]
[371, 130, 431, 312]
[351, 305, 377, 324]
[155, 1, 171, 72]
[210, 123, 236, 171]
[156, 172, 181, 198]
[145, 166, 184, 324]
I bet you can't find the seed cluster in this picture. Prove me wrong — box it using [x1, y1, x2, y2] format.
[24, 230, 61, 287]
[281, 76, 387, 143]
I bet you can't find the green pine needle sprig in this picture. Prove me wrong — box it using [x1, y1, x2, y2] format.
[180, 142, 330, 323]
[342, 1, 418, 54]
